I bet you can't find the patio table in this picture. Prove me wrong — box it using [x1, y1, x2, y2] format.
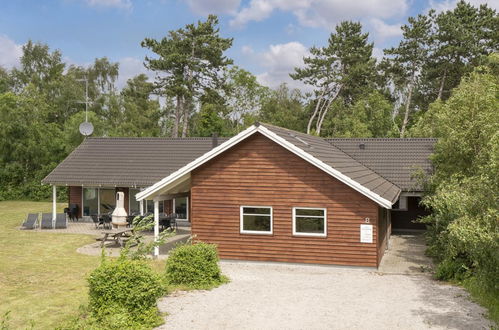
[99, 228, 135, 247]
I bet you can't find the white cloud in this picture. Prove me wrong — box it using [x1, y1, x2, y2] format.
[0, 35, 23, 69]
[184, 0, 241, 15]
[230, 0, 409, 29]
[254, 41, 310, 90]
[429, 0, 498, 13]
[370, 18, 402, 42]
[116, 57, 153, 89]
[241, 45, 254, 55]
[372, 47, 384, 61]
[85, 0, 132, 10]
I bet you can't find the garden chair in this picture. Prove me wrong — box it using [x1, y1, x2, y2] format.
[40, 213, 53, 229]
[21, 213, 39, 230]
[54, 213, 67, 229]
[102, 214, 112, 229]
[168, 213, 178, 231]
[91, 214, 103, 229]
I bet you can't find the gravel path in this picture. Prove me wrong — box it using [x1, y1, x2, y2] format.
[157, 261, 492, 330]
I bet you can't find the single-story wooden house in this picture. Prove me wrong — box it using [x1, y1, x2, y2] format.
[42, 123, 435, 267]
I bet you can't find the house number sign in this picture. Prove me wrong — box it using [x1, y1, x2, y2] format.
[360, 224, 373, 243]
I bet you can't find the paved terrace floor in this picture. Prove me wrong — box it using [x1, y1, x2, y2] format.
[26, 220, 191, 258]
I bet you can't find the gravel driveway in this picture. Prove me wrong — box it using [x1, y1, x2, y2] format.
[157, 261, 492, 330]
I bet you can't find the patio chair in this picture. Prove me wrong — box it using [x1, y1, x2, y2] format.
[91, 214, 103, 229]
[21, 213, 39, 230]
[168, 213, 178, 231]
[54, 213, 67, 229]
[40, 213, 53, 229]
[102, 214, 112, 229]
[69, 204, 79, 221]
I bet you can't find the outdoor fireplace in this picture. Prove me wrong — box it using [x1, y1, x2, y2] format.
[111, 191, 128, 228]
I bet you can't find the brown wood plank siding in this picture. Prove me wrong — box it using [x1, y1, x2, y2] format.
[69, 186, 82, 218]
[191, 133, 380, 267]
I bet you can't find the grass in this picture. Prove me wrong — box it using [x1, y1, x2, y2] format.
[0, 200, 168, 329]
[461, 276, 499, 325]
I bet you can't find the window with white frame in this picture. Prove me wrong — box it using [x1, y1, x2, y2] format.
[240, 206, 272, 234]
[293, 207, 327, 237]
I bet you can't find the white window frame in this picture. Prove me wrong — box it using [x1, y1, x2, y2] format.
[292, 207, 327, 237]
[173, 197, 189, 221]
[240, 205, 273, 235]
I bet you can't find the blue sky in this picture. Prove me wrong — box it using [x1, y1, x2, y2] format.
[0, 0, 496, 89]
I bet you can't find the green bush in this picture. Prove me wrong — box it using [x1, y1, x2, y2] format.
[87, 258, 165, 328]
[165, 243, 224, 288]
[435, 257, 471, 281]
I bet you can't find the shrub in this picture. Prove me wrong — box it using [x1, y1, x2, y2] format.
[435, 257, 471, 281]
[87, 258, 165, 328]
[165, 243, 224, 288]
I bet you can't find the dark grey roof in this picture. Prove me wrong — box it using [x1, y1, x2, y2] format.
[327, 138, 436, 192]
[43, 125, 435, 203]
[42, 137, 228, 187]
[261, 124, 401, 204]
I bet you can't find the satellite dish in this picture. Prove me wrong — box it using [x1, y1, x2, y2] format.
[79, 122, 94, 136]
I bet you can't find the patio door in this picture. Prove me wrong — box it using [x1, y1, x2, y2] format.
[100, 189, 116, 214]
[174, 197, 189, 221]
[82, 188, 98, 216]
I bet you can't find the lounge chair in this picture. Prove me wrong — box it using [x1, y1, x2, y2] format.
[40, 213, 53, 229]
[54, 213, 67, 229]
[21, 213, 39, 229]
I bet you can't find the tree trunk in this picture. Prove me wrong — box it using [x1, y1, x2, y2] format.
[437, 68, 447, 100]
[307, 87, 327, 134]
[400, 82, 414, 138]
[316, 85, 341, 136]
[172, 95, 182, 137]
[181, 97, 190, 138]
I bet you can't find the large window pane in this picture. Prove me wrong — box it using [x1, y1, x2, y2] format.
[293, 208, 326, 236]
[295, 217, 324, 233]
[242, 215, 271, 231]
[240, 206, 272, 234]
[174, 197, 188, 220]
[100, 189, 116, 214]
[129, 189, 140, 214]
[83, 188, 98, 216]
[146, 200, 163, 214]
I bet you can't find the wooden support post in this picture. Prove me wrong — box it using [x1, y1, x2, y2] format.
[52, 185, 57, 221]
[153, 200, 159, 258]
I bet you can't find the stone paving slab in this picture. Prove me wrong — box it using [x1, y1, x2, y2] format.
[378, 232, 433, 275]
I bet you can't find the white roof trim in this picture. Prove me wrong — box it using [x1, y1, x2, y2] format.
[257, 125, 394, 208]
[136, 125, 259, 201]
[136, 124, 394, 208]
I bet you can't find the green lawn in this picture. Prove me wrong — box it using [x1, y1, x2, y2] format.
[0, 201, 165, 329]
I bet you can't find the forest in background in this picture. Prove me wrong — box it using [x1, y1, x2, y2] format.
[0, 1, 496, 201]
[0, 0, 498, 319]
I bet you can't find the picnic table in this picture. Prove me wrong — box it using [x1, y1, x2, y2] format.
[99, 228, 135, 247]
